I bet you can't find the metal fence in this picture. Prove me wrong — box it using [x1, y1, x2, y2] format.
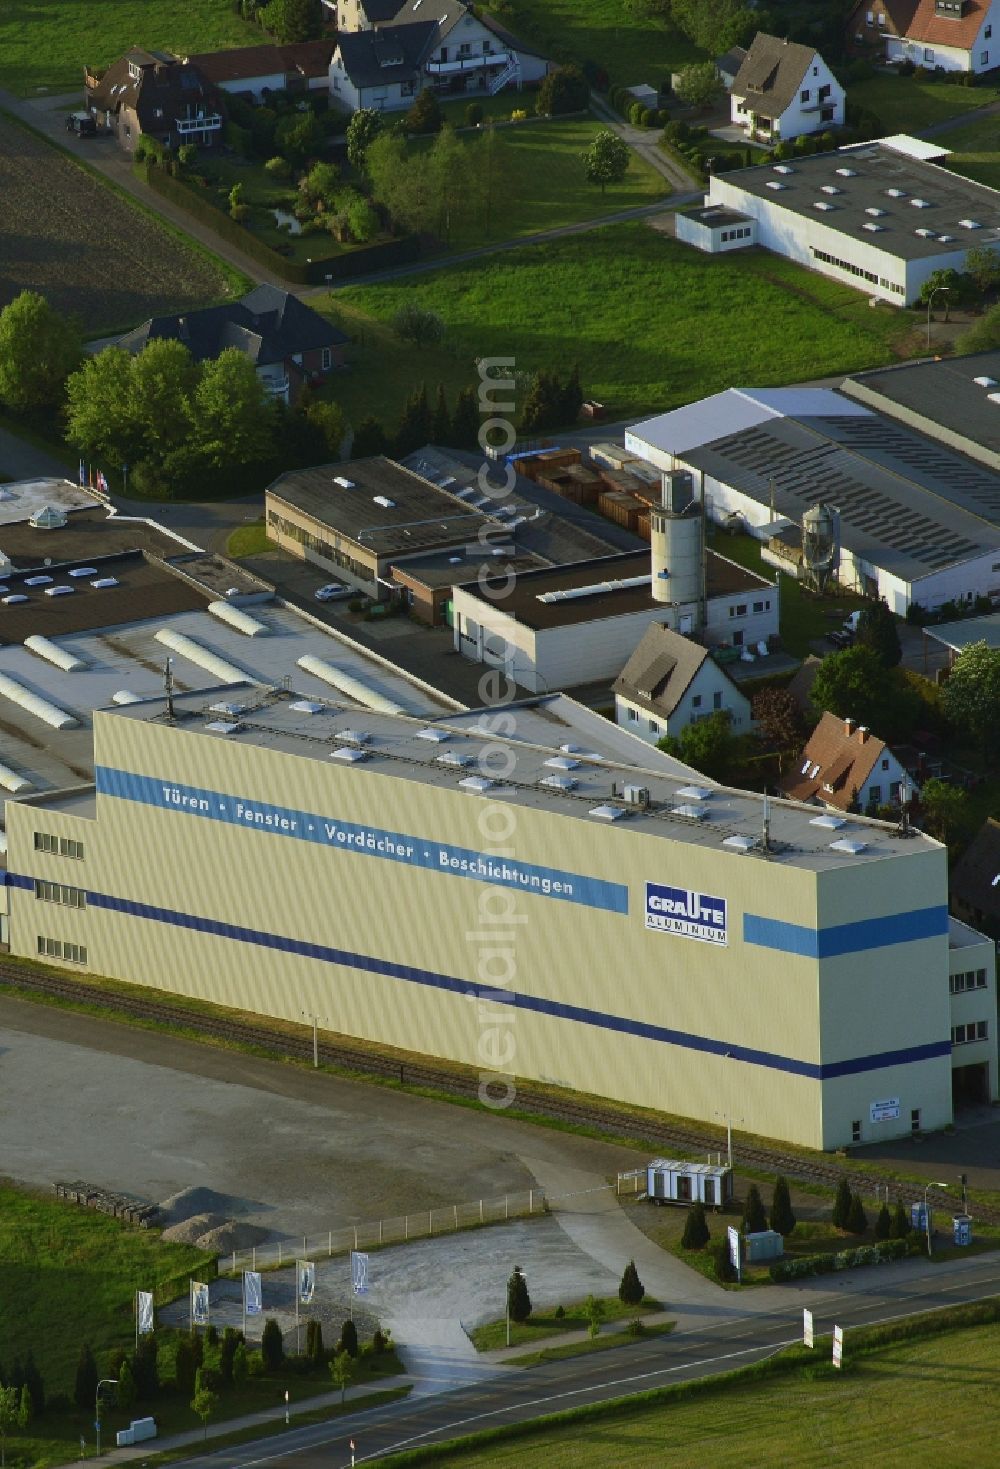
[223, 1187, 546, 1275]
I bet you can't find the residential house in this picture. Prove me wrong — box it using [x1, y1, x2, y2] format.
[614, 622, 753, 745]
[85, 48, 224, 152]
[848, 0, 1000, 73]
[780, 712, 917, 813]
[114, 285, 348, 405]
[715, 45, 748, 90]
[951, 817, 1000, 939]
[730, 32, 845, 141]
[187, 40, 334, 103]
[328, 0, 547, 111]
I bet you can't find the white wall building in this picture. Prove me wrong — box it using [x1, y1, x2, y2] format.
[703, 136, 1000, 305]
[675, 205, 758, 254]
[614, 622, 753, 745]
[625, 387, 1000, 617]
[879, 0, 1000, 75]
[731, 32, 845, 141]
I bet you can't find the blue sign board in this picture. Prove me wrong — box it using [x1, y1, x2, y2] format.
[645, 882, 727, 946]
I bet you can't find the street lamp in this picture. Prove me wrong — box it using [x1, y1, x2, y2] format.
[95, 1379, 118, 1458]
[300, 1010, 327, 1069]
[284, 1389, 289, 1427]
[926, 286, 950, 351]
[924, 1181, 949, 1257]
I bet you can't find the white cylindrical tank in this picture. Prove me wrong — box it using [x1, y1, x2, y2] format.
[650, 471, 702, 612]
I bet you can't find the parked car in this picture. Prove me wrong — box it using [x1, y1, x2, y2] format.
[315, 583, 351, 602]
[65, 111, 96, 137]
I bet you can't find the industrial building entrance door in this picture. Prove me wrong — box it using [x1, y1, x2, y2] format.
[952, 1062, 990, 1108]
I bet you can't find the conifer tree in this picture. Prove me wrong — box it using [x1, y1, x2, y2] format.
[832, 1177, 853, 1230]
[769, 1176, 796, 1237]
[681, 1202, 711, 1249]
[742, 1184, 768, 1235]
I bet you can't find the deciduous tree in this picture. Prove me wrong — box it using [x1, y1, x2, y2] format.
[352, 414, 389, 457]
[674, 61, 723, 110]
[751, 685, 802, 750]
[191, 1385, 219, 1440]
[405, 88, 443, 135]
[0, 290, 82, 413]
[963, 242, 1000, 295]
[328, 1351, 355, 1404]
[584, 129, 630, 193]
[536, 64, 589, 116]
[262, 0, 322, 43]
[671, 0, 753, 56]
[917, 777, 969, 846]
[0, 1385, 18, 1469]
[192, 349, 274, 469]
[392, 303, 445, 349]
[940, 640, 1000, 756]
[347, 107, 384, 171]
[854, 599, 902, 668]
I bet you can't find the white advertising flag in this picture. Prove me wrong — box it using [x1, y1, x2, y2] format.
[803, 1308, 813, 1349]
[832, 1325, 843, 1369]
[137, 1291, 155, 1336]
[243, 1271, 263, 1317]
[351, 1251, 369, 1296]
[727, 1224, 741, 1279]
[191, 1280, 210, 1327]
[298, 1261, 316, 1306]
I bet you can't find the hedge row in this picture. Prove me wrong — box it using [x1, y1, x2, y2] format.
[140, 162, 420, 284]
[768, 1237, 913, 1281]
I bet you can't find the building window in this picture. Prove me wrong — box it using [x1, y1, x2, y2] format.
[952, 1021, 989, 1044]
[33, 879, 87, 909]
[34, 832, 57, 854]
[982, 51, 989, 64]
[692, 694, 702, 708]
[37, 935, 88, 965]
[851, 1120, 861, 1143]
[729, 603, 748, 618]
[648, 718, 659, 733]
[868, 784, 881, 806]
[800, 89, 810, 103]
[877, 10, 885, 22]
[987, 24, 993, 38]
[713, 690, 723, 709]
[911, 1108, 921, 1133]
[321, 347, 332, 370]
[626, 706, 638, 722]
[881, 758, 889, 771]
[924, 48, 934, 61]
[866, 8, 874, 20]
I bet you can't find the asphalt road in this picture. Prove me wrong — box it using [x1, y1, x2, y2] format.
[168, 1251, 1000, 1467]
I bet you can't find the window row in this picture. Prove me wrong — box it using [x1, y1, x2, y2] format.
[720, 227, 752, 243]
[267, 510, 374, 583]
[34, 879, 87, 909]
[37, 935, 88, 965]
[952, 1021, 988, 1046]
[950, 968, 988, 994]
[33, 831, 85, 860]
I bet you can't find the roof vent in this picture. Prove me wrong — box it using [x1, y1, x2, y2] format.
[862, 222, 884, 232]
[959, 218, 981, 229]
[723, 834, 755, 852]
[540, 774, 577, 791]
[417, 727, 449, 742]
[937, 233, 955, 243]
[820, 184, 842, 195]
[988, 392, 1000, 405]
[91, 577, 118, 589]
[672, 803, 710, 820]
[810, 813, 846, 829]
[333, 476, 355, 488]
[915, 227, 937, 238]
[830, 837, 867, 855]
[459, 775, 494, 793]
[335, 728, 370, 744]
[589, 803, 626, 821]
[209, 700, 246, 716]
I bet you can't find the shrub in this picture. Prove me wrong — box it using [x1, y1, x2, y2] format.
[629, 101, 645, 126]
[742, 1184, 768, 1235]
[619, 1259, 646, 1305]
[261, 1319, 284, 1372]
[174, 1337, 197, 1397]
[712, 1239, 737, 1283]
[230, 203, 251, 224]
[553, 1305, 565, 1319]
[205, 1324, 218, 1348]
[406, 87, 442, 135]
[265, 155, 292, 178]
[232, 1343, 249, 1387]
[891, 1201, 912, 1239]
[511, 109, 528, 122]
[536, 63, 588, 116]
[847, 1193, 868, 1236]
[465, 102, 484, 126]
[832, 1177, 853, 1230]
[681, 1202, 711, 1250]
[626, 1318, 645, 1337]
[770, 1176, 796, 1237]
[338, 1320, 359, 1358]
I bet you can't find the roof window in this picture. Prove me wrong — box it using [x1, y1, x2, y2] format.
[589, 804, 626, 821]
[910, 197, 931, 208]
[885, 188, 907, 198]
[959, 218, 981, 229]
[766, 181, 786, 191]
[865, 206, 885, 216]
[773, 163, 795, 174]
[835, 167, 858, 177]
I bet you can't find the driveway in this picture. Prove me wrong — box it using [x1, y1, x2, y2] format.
[0, 425, 72, 482]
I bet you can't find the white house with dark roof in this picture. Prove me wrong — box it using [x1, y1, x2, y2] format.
[614, 623, 752, 744]
[328, 0, 547, 109]
[731, 32, 844, 141]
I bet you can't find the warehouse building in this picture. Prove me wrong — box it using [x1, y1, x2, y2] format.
[702, 136, 1000, 304]
[626, 387, 1000, 615]
[843, 351, 1000, 472]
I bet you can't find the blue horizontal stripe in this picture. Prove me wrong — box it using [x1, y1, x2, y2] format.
[95, 766, 628, 916]
[744, 905, 949, 958]
[73, 885, 949, 1082]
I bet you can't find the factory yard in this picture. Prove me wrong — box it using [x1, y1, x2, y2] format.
[0, 113, 234, 334]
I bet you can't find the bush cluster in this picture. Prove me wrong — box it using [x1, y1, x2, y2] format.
[768, 1237, 913, 1281]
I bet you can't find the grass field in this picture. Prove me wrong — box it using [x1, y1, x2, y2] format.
[329, 222, 921, 428]
[469, 1295, 662, 1353]
[0, 1181, 211, 1394]
[937, 114, 1000, 191]
[480, 0, 702, 90]
[0, 0, 264, 97]
[226, 521, 274, 559]
[848, 73, 1000, 135]
[382, 1317, 1000, 1466]
[0, 112, 239, 333]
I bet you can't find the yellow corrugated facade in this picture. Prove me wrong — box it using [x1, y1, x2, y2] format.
[4, 708, 959, 1151]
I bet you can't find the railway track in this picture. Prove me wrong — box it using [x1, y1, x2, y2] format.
[3, 962, 995, 1223]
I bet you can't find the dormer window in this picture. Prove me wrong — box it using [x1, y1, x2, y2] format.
[128, 60, 142, 82]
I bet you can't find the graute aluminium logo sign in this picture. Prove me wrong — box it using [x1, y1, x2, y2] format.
[645, 882, 727, 946]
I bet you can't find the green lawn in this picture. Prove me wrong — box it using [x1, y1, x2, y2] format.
[0, 0, 265, 97]
[480, 0, 702, 90]
[329, 223, 921, 428]
[381, 1317, 1000, 1466]
[709, 530, 866, 659]
[848, 74, 1000, 135]
[469, 1295, 662, 1353]
[936, 113, 1000, 191]
[507, 1320, 674, 1368]
[226, 521, 274, 559]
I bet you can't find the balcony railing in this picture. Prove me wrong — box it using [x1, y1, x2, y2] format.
[424, 51, 510, 75]
[175, 114, 223, 133]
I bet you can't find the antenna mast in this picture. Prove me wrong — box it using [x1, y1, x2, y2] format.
[762, 791, 771, 853]
[164, 658, 175, 722]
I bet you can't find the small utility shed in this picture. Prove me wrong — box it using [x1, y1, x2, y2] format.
[647, 1158, 734, 1207]
[676, 205, 757, 254]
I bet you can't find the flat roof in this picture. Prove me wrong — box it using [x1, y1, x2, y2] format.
[0, 505, 198, 567]
[844, 352, 1000, 469]
[630, 388, 1000, 583]
[721, 140, 1000, 261]
[687, 206, 754, 228]
[103, 687, 941, 872]
[0, 552, 209, 643]
[460, 551, 772, 631]
[266, 456, 504, 558]
[924, 611, 1000, 652]
[391, 544, 547, 590]
[0, 478, 98, 528]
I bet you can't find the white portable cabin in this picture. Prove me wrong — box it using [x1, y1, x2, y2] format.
[646, 1158, 734, 1207]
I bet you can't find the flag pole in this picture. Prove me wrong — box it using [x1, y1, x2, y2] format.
[242, 1273, 246, 1341]
[295, 1269, 300, 1355]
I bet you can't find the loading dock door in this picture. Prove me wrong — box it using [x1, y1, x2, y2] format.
[953, 1062, 990, 1108]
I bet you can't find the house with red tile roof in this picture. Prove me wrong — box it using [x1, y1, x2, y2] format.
[847, 0, 1000, 73]
[780, 711, 918, 814]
